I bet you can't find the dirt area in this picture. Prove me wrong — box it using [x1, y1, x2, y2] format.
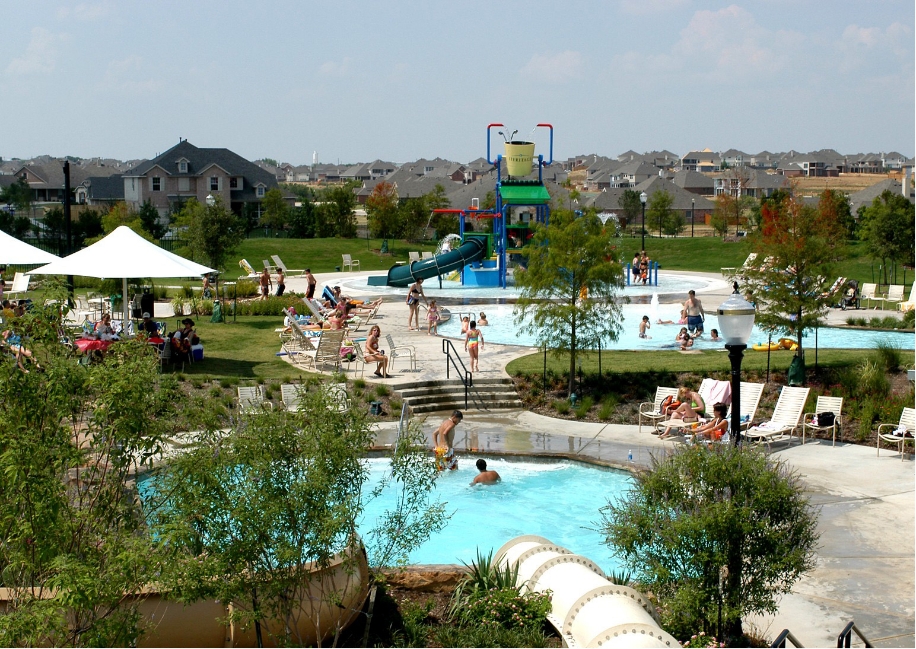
[793, 173, 894, 195]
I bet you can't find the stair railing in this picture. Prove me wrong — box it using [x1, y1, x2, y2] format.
[442, 338, 486, 410]
[836, 621, 873, 648]
[771, 629, 804, 647]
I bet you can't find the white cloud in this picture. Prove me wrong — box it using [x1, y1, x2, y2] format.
[56, 2, 112, 21]
[318, 57, 352, 78]
[6, 27, 67, 76]
[520, 51, 584, 83]
[100, 56, 162, 94]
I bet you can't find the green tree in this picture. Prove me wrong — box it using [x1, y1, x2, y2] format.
[426, 184, 455, 237]
[73, 208, 104, 248]
[288, 200, 319, 239]
[41, 206, 67, 251]
[817, 189, 855, 240]
[260, 188, 290, 232]
[646, 190, 673, 238]
[138, 199, 167, 239]
[399, 196, 429, 242]
[366, 181, 400, 240]
[152, 387, 445, 646]
[0, 176, 33, 217]
[0, 288, 180, 646]
[600, 445, 818, 644]
[742, 192, 846, 360]
[175, 196, 245, 271]
[858, 190, 915, 284]
[514, 209, 624, 395]
[617, 189, 642, 231]
[320, 184, 358, 237]
[86, 202, 152, 244]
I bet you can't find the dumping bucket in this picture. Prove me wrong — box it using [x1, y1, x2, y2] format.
[504, 141, 535, 177]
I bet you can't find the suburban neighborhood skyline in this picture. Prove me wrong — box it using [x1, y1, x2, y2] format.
[2, 1, 912, 163]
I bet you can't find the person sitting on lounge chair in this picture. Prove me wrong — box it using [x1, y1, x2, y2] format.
[659, 386, 706, 436]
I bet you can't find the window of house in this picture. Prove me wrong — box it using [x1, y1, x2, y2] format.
[229, 177, 238, 189]
[256, 186, 265, 197]
[178, 178, 190, 192]
[152, 177, 161, 191]
[179, 161, 188, 173]
[210, 177, 219, 191]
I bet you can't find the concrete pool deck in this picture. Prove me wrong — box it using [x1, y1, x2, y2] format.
[285, 269, 914, 647]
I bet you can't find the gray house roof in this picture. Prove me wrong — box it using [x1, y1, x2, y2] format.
[633, 176, 716, 211]
[848, 178, 915, 213]
[671, 170, 714, 193]
[79, 174, 125, 202]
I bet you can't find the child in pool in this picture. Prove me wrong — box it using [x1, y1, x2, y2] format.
[460, 316, 470, 334]
[680, 334, 694, 350]
[477, 312, 488, 326]
[710, 328, 720, 341]
[675, 327, 688, 342]
[427, 299, 440, 335]
[639, 315, 651, 339]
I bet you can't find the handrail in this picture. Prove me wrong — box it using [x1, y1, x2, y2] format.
[836, 621, 873, 648]
[771, 629, 804, 647]
[441, 338, 473, 410]
[394, 400, 409, 451]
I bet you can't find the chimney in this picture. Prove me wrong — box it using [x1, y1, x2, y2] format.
[903, 167, 909, 198]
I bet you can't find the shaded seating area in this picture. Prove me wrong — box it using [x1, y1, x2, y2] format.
[876, 407, 915, 461]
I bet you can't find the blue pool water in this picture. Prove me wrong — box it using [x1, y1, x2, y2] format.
[360, 457, 632, 568]
[438, 302, 915, 351]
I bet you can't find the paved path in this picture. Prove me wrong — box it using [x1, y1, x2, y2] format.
[286, 268, 913, 647]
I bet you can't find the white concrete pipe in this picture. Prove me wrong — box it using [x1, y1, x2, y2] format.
[495, 535, 678, 648]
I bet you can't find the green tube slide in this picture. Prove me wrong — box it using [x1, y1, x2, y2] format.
[383, 237, 487, 287]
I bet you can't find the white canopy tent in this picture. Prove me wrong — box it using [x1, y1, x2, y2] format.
[0, 229, 62, 265]
[30, 226, 215, 331]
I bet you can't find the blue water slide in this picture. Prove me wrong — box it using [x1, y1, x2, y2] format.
[383, 237, 487, 287]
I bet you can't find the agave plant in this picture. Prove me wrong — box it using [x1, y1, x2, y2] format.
[447, 548, 521, 622]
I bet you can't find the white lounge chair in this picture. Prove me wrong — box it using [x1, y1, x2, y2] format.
[280, 383, 305, 411]
[342, 254, 360, 272]
[745, 386, 810, 449]
[896, 283, 916, 313]
[271, 255, 305, 277]
[421, 251, 434, 260]
[408, 251, 421, 263]
[859, 283, 883, 309]
[884, 284, 905, 309]
[385, 333, 417, 372]
[721, 252, 757, 278]
[324, 383, 351, 412]
[262, 259, 278, 275]
[876, 407, 916, 461]
[802, 396, 843, 446]
[239, 259, 260, 279]
[6, 272, 31, 297]
[726, 381, 765, 434]
[638, 386, 679, 434]
[238, 386, 273, 412]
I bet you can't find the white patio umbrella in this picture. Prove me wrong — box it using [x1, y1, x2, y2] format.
[0, 229, 61, 264]
[30, 226, 215, 331]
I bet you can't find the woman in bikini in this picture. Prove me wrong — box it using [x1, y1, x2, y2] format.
[364, 324, 390, 378]
[406, 278, 426, 330]
[464, 319, 484, 372]
[692, 402, 729, 443]
[659, 386, 707, 438]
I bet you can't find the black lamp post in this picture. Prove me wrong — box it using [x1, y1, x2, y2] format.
[691, 198, 695, 238]
[717, 282, 756, 446]
[639, 191, 647, 251]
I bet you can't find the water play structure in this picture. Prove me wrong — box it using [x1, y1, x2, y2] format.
[370, 123, 554, 289]
[495, 535, 678, 648]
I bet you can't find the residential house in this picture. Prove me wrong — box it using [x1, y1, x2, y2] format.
[6, 160, 121, 212]
[610, 161, 660, 188]
[121, 140, 280, 216]
[712, 169, 788, 198]
[848, 177, 915, 214]
[720, 149, 749, 168]
[681, 150, 720, 173]
[633, 176, 715, 227]
[671, 170, 715, 196]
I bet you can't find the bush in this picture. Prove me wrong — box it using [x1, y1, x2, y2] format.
[432, 624, 554, 648]
[856, 359, 889, 397]
[463, 587, 552, 630]
[598, 395, 619, 420]
[234, 279, 259, 297]
[233, 295, 302, 316]
[574, 396, 594, 419]
[683, 631, 725, 648]
[553, 400, 570, 415]
[874, 341, 904, 372]
[375, 384, 391, 398]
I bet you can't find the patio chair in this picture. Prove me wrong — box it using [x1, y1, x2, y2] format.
[745, 386, 810, 450]
[342, 254, 360, 272]
[821, 277, 846, 302]
[720, 252, 757, 278]
[324, 382, 351, 412]
[802, 396, 843, 446]
[884, 284, 905, 309]
[421, 251, 434, 260]
[262, 259, 278, 275]
[271, 255, 305, 277]
[314, 329, 345, 371]
[408, 251, 421, 263]
[385, 333, 417, 372]
[280, 383, 305, 411]
[6, 272, 31, 297]
[896, 283, 916, 313]
[859, 283, 884, 309]
[638, 386, 679, 434]
[350, 342, 368, 379]
[239, 259, 260, 279]
[657, 378, 730, 437]
[237, 386, 273, 413]
[876, 407, 916, 461]
[725, 381, 765, 434]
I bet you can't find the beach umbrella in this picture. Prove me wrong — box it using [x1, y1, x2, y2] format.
[0, 229, 61, 265]
[31, 226, 214, 330]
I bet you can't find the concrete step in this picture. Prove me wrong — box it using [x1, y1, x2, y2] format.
[410, 399, 524, 414]
[391, 377, 521, 413]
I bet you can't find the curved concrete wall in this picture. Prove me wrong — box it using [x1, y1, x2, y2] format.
[495, 535, 678, 648]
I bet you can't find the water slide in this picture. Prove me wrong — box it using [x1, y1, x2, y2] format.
[382, 237, 487, 287]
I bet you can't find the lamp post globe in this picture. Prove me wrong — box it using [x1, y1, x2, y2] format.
[717, 282, 756, 445]
[205, 194, 216, 208]
[639, 191, 648, 251]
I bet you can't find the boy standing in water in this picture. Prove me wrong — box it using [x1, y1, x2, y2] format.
[639, 315, 651, 339]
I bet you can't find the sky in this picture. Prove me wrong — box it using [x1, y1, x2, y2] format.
[2, 0, 914, 165]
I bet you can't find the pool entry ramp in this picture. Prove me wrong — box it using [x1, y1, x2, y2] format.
[495, 535, 678, 647]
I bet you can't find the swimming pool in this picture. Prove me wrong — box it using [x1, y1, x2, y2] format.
[338, 272, 719, 301]
[360, 456, 631, 568]
[439, 302, 916, 350]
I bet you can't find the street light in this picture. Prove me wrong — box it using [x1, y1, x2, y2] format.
[205, 193, 216, 208]
[717, 282, 757, 446]
[639, 191, 647, 251]
[691, 198, 695, 238]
